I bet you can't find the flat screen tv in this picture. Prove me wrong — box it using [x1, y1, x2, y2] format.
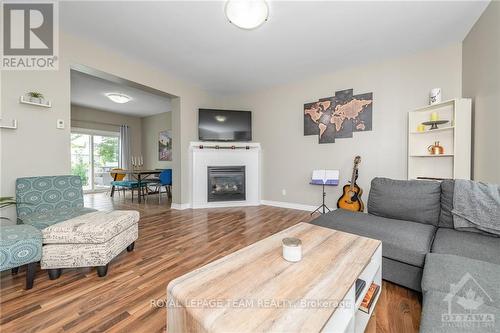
[198, 109, 252, 142]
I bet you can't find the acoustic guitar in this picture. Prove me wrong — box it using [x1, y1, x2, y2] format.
[337, 156, 364, 212]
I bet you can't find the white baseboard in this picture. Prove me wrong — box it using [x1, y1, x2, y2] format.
[260, 200, 319, 212]
[173, 200, 330, 212]
[192, 201, 260, 209]
[171, 203, 191, 210]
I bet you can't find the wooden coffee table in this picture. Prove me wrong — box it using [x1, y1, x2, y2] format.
[167, 222, 382, 333]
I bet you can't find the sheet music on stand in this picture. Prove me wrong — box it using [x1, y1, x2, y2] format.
[310, 170, 339, 186]
[309, 169, 339, 215]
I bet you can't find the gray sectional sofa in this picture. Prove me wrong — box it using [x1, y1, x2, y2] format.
[311, 177, 500, 332]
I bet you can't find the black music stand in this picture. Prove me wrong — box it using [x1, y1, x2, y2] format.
[310, 170, 339, 215]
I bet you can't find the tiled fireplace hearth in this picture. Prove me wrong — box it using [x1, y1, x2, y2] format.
[190, 142, 260, 209]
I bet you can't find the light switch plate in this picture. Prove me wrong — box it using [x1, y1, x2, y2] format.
[56, 119, 65, 129]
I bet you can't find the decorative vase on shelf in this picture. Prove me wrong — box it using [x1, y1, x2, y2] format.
[27, 92, 45, 105]
[429, 88, 442, 105]
[428, 141, 444, 155]
[430, 111, 439, 121]
[29, 97, 43, 104]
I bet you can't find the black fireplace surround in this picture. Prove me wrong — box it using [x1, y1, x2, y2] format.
[207, 166, 246, 202]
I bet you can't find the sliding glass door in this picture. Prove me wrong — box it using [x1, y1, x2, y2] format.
[93, 135, 120, 191]
[71, 130, 120, 192]
[71, 133, 92, 191]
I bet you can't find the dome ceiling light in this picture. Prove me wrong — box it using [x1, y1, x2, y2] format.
[106, 93, 132, 104]
[225, 0, 269, 30]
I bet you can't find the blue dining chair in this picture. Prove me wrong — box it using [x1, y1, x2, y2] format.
[110, 168, 148, 202]
[156, 169, 172, 204]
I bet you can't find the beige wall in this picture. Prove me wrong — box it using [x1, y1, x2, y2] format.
[219, 44, 463, 208]
[1, 31, 219, 220]
[1, 27, 484, 217]
[141, 112, 173, 170]
[462, 1, 500, 184]
[71, 105, 142, 157]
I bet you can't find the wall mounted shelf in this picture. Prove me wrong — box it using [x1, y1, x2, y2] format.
[409, 126, 454, 135]
[410, 154, 454, 157]
[19, 96, 52, 108]
[0, 119, 18, 129]
[413, 99, 455, 112]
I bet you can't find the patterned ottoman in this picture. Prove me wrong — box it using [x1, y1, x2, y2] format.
[40, 210, 139, 278]
[0, 224, 42, 289]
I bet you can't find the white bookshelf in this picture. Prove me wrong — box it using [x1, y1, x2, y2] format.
[407, 99, 471, 180]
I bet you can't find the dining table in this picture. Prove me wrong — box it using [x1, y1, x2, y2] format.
[110, 169, 162, 203]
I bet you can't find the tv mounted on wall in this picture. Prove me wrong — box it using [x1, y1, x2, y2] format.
[198, 109, 252, 142]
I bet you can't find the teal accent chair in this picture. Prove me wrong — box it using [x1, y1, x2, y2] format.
[15, 175, 97, 229]
[0, 224, 42, 289]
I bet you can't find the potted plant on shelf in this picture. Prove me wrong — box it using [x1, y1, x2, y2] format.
[27, 92, 44, 104]
[0, 197, 16, 223]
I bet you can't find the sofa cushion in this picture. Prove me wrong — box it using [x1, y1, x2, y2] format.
[431, 228, 500, 265]
[367, 177, 441, 226]
[18, 207, 97, 229]
[422, 253, 500, 301]
[419, 290, 499, 333]
[311, 209, 436, 267]
[42, 210, 140, 244]
[421, 254, 500, 333]
[439, 179, 454, 228]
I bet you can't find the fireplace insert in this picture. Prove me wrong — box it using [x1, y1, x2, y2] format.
[207, 166, 246, 202]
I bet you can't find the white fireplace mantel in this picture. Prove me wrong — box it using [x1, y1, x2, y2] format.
[189, 142, 261, 209]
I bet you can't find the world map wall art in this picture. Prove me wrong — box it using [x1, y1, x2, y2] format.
[304, 89, 373, 144]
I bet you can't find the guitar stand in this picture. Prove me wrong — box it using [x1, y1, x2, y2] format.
[311, 183, 331, 215]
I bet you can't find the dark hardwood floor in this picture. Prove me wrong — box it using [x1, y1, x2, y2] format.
[0, 192, 421, 332]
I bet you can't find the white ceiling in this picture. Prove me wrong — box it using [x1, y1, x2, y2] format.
[61, 1, 489, 95]
[71, 70, 171, 117]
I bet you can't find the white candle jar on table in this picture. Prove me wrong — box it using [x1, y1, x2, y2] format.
[282, 237, 302, 262]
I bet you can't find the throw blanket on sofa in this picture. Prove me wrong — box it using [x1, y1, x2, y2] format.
[452, 179, 500, 236]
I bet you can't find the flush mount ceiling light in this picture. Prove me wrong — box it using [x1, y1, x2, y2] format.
[225, 0, 269, 30]
[105, 93, 131, 104]
[215, 115, 227, 122]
